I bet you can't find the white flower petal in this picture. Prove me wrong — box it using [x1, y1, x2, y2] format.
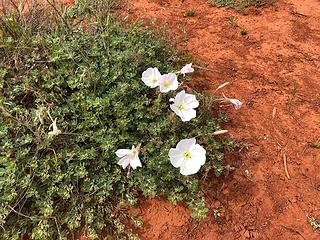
[175, 90, 185, 103]
[48, 129, 61, 136]
[180, 109, 196, 122]
[192, 144, 206, 166]
[169, 104, 179, 115]
[48, 118, 61, 136]
[159, 85, 169, 93]
[117, 156, 130, 169]
[169, 149, 184, 168]
[130, 155, 142, 169]
[115, 149, 131, 158]
[180, 63, 194, 75]
[222, 93, 243, 110]
[153, 68, 161, 77]
[179, 159, 202, 176]
[176, 109, 186, 121]
[176, 138, 196, 152]
[230, 99, 243, 110]
[142, 68, 153, 77]
[184, 94, 199, 108]
[141, 67, 161, 88]
[170, 77, 179, 91]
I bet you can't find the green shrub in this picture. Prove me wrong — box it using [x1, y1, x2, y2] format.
[0, 1, 230, 239]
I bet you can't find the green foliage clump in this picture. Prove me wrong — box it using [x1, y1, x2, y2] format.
[209, 0, 275, 10]
[0, 1, 230, 239]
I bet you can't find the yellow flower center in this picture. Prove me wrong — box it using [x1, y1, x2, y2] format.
[183, 151, 192, 160]
[163, 79, 171, 88]
[149, 76, 157, 84]
[177, 103, 186, 111]
[130, 150, 136, 157]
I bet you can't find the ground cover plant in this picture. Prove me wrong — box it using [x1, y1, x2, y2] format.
[114, 0, 320, 239]
[209, 0, 275, 11]
[0, 0, 240, 239]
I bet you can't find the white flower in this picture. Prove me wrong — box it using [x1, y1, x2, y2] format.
[180, 63, 194, 76]
[159, 73, 178, 93]
[47, 110, 61, 136]
[48, 118, 62, 136]
[141, 67, 162, 88]
[222, 93, 243, 110]
[116, 145, 142, 170]
[170, 90, 199, 122]
[169, 138, 206, 176]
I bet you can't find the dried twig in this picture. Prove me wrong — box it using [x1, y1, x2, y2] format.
[7, 205, 32, 219]
[302, 144, 308, 156]
[302, 137, 320, 155]
[291, 11, 307, 17]
[54, 217, 62, 240]
[213, 130, 228, 135]
[215, 82, 230, 92]
[272, 107, 277, 119]
[45, 0, 70, 30]
[193, 64, 220, 73]
[280, 225, 306, 240]
[0, 105, 35, 134]
[283, 154, 291, 180]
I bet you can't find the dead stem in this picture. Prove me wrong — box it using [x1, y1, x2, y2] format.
[7, 205, 32, 219]
[272, 107, 277, 119]
[193, 64, 220, 73]
[280, 225, 306, 240]
[283, 154, 291, 180]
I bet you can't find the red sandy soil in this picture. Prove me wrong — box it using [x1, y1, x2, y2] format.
[120, 0, 320, 239]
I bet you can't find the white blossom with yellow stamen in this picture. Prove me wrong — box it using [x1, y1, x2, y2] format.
[170, 90, 199, 122]
[141, 67, 161, 88]
[169, 138, 206, 176]
[159, 73, 178, 93]
[116, 145, 142, 170]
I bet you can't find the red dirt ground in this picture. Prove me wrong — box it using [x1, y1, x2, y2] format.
[120, 0, 320, 239]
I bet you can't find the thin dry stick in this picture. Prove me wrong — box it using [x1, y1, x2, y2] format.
[0, 105, 35, 134]
[272, 107, 277, 119]
[215, 82, 230, 92]
[54, 217, 62, 240]
[193, 64, 220, 73]
[283, 154, 291, 180]
[45, 0, 70, 30]
[7, 205, 32, 219]
[213, 130, 228, 136]
[280, 225, 306, 240]
[302, 144, 309, 156]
